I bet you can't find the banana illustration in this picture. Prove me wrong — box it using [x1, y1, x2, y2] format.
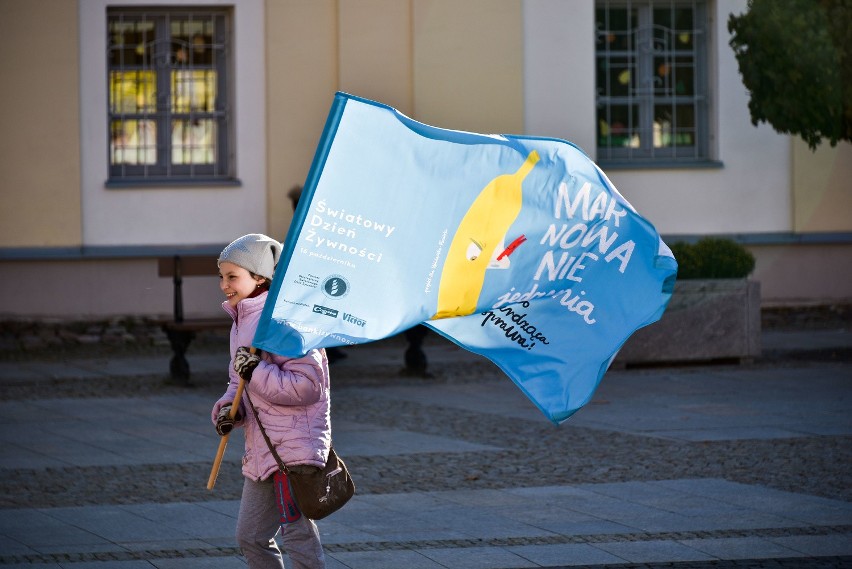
[434, 150, 540, 319]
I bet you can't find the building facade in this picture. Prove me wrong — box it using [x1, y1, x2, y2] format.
[1, 0, 850, 320]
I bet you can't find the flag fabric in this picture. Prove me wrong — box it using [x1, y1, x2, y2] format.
[254, 92, 677, 424]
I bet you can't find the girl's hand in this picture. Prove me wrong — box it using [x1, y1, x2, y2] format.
[211, 398, 236, 424]
[234, 346, 261, 381]
[215, 403, 238, 435]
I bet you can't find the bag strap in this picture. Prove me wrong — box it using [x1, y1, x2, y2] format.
[244, 388, 290, 474]
[243, 379, 333, 474]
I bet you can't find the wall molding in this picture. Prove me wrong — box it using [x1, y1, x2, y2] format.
[3, 232, 851, 261]
[0, 245, 227, 261]
[662, 232, 852, 246]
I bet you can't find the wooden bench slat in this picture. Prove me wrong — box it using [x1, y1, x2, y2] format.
[157, 255, 219, 278]
[162, 318, 231, 332]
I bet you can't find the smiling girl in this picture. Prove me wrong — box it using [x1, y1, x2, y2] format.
[211, 233, 331, 569]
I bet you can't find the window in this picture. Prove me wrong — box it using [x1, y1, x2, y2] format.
[595, 0, 709, 164]
[107, 8, 232, 184]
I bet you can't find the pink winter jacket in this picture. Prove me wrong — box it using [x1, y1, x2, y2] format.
[211, 291, 331, 482]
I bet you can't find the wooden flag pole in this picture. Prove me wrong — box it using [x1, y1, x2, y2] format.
[207, 347, 254, 490]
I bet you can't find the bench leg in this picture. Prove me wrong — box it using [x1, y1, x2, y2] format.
[403, 325, 430, 377]
[163, 327, 196, 385]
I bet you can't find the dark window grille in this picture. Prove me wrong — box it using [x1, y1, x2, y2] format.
[107, 8, 232, 183]
[595, 0, 710, 164]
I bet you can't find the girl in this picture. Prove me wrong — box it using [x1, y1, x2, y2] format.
[211, 233, 330, 569]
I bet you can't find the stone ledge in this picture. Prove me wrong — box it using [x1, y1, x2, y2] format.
[616, 279, 761, 364]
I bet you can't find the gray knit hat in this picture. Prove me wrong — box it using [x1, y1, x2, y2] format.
[218, 234, 282, 280]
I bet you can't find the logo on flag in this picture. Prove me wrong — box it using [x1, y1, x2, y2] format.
[322, 276, 349, 299]
[254, 92, 677, 424]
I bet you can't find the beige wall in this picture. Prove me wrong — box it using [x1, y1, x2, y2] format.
[1, 0, 849, 320]
[792, 139, 852, 233]
[338, 0, 413, 114]
[412, 0, 523, 134]
[750, 244, 852, 304]
[0, 259, 222, 319]
[523, 0, 597, 154]
[0, 0, 81, 247]
[266, 0, 339, 241]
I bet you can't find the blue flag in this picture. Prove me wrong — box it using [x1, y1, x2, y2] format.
[254, 92, 677, 424]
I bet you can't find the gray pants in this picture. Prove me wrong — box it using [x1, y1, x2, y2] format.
[236, 476, 326, 569]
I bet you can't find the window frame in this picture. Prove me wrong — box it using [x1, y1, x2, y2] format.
[595, 0, 712, 167]
[106, 7, 235, 186]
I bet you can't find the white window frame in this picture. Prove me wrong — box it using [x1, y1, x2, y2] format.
[79, 0, 267, 247]
[595, 0, 712, 166]
[106, 7, 233, 184]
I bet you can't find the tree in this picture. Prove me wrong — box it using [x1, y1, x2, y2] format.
[728, 0, 852, 149]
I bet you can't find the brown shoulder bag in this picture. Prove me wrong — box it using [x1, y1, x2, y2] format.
[246, 390, 355, 520]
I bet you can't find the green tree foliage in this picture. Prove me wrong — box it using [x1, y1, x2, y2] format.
[671, 238, 756, 279]
[728, 0, 852, 149]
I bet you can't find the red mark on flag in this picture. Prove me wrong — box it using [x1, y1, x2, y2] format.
[497, 235, 527, 261]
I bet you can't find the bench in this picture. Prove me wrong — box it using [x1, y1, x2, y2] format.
[157, 255, 430, 381]
[158, 255, 230, 384]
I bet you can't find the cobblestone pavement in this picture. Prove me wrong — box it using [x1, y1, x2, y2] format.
[0, 329, 850, 568]
[3, 365, 851, 510]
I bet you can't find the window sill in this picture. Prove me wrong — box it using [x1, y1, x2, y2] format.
[596, 159, 724, 171]
[105, 177, 242, 189]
